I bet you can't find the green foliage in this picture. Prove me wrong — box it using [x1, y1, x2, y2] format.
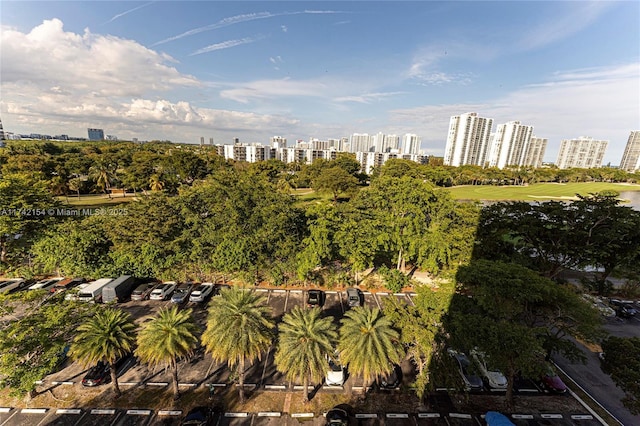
[275, 307, 337, 401]
[202, 287, 274, 402]
[0, 294, 99, 396]
[377, 265, 409, 293]
[311, 166, 359, 202]
[601, 336, 640, 415]
[70, 308, 136, 396]
[339, 306, 403, 390]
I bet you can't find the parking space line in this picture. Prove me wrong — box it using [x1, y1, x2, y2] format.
[284, 290, 289, 312]
[260, 348, 271, 387]
[0, 409, 18, 426]
[373, 293, 382, 310]
[338, 292, 344, 314]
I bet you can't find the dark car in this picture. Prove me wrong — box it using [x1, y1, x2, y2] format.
[130, 282, 156, 301]
[180, 406, 214, 425]
[346, 287, 362, 308]
[378, 364, 402, 389]
[541, 366, 567, 393]
[325, 408, 349, 426]
[448, 348, 483, 392]
[81, 354, 134, 387]
[171, 283, 192, 304]
[307, 289, 324, 307]
[609, 299, 637, 318]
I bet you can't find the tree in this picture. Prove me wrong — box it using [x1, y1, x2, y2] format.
[274, 307, 337, 402]
[201, 287, 274, 403]
[0, 173, 57, 264]
[601, 336, 640, 414]
[338, 306, 403, 395]
[67, 177, 83, 199]
[0, 292, 99, 398]
[136, 306, 198, 399]
[449, 260, 603, 408]
[70, 308, 136, 397]
[88, 160, 116, 198]
[312, 166, 360, 203]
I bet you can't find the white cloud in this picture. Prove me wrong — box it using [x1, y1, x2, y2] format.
[334, 92, 406, 104]
[281, 25, 288, 32]
[189, 35, 265, 56]
[1, 19, 199, 98]
[220, 78, 332, 103]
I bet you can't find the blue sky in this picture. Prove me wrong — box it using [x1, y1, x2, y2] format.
[1, 1, 638, 164]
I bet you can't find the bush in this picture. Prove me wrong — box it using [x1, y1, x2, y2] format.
[377, 265, 409, 293]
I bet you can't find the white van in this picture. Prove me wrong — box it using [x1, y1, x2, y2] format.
[77, 278, 113, 303]
[0, 278, 24, 294]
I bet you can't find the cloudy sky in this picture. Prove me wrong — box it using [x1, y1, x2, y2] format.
[1, 1, 638, 164]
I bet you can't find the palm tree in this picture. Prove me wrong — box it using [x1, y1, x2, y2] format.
[67, 177, 82, 199]
[149, 174, 165, 192]
[201, 287, 274, 403]
[136, 306, 198, 399]
[274, 307, 337, 402]
[89, 161, 116, 198]
[339, 306, 403, 395]
[70, 308, 136, 397]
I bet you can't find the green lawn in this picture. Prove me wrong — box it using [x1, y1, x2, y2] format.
[445, 182, 640, 201]
[57, 193, 136, 209]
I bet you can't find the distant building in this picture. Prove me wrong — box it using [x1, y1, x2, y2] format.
[401, 133, 420, 155]
[444, 112, 493, 167]
[349, 133, 371, 153]
[522, 137, 548, 168]
[270, 136, 287, 149]
[556, 136, 608, 169]
[88, 128, 104, 140]
[619, 131, 640, 172]
[0, 116, 5, 142]
[487, 121, 534, 168]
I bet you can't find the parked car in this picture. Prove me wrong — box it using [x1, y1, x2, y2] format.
[189, 283, 214, 303]
[325, 352, 345, 386]
[180, 406, 215, 426]
[470, 349, 508, 390]
[325, 408, 349, 426]
[541, 366, 567, 393]
[378, 364, 402, 389]
[149, 282, 177, 301]
[131, 282, 156, 301]
[65, 283, 89, 301]
[346, 287, 362, 308]
[582, 294, 616, 318]
[171, 283, 193, 304]
[51, 277, 84, 293]
[609, 299, 637, 318]
[0, 278, 24, 294]
[81, 354, 135, 387]
[29, 278, 63, 291]
[448, 348, 483, 392]
[307, 289, 324, 307]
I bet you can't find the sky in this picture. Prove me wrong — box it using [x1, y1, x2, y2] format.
[1, 1, 639, 164]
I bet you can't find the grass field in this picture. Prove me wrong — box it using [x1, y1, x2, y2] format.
[445, 182, 640, 202]
[57, 193, 135, 209]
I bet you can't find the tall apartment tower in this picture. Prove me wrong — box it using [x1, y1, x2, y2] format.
[522, 137, 548, 168]
[488, 121, 534, 168]
[444, 112, 493, 167]
[349, 133, 371, 152]
[556, 136, 608, 169]
[386, 135, 400, 152]
[88, 128, 104, 141]
[619, 131, 640, 172]
[373, 132, 386, 153]
[270, 136, 287, 149]
[402, 133, 420, 155]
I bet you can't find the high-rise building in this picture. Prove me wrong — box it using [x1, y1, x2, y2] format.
[522, 137, 548, 168]
[556, 136, 608, 169]
[349, 133, 371, 153]
[488, 121, 534, 168]
[619, 131, 640, 172]
[385, 135, 400, 152]
[373, 132, 386, 153]
[0, 116, 5, 142]
[444, 112, 493, 167]
[270, 136, 287, 149]
[88, 128, 104, 141]
[402, 133, 420, 155]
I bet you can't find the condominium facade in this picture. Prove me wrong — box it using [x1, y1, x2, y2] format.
[487, 121, 534, 168]
[555, 137, 608, 169]
[444, 112, 493, 167]
[619, 131, 640, 172]
[401, 133, 420, 155]
[522, 137, 548, 168]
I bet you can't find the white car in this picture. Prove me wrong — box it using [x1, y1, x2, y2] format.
[325, 352, 345, 386]
[470, 349, 507, 390]
[149, 282, 177, 300]
[582, 294, 616, 318]
[65, 283, 89, 301]
[188, 283, 214, 303]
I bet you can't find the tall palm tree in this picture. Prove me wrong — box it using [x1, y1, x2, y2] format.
[201, 287, 274, 403]
[136, 306, 198, 399]
[89, 161, 116, 198]
[70, 308, 136, 397]
[274, 307, 337, 403]
[339, 306, 403, 395]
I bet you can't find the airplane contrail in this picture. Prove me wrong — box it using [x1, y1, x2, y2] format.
[104, 2, 154, 25]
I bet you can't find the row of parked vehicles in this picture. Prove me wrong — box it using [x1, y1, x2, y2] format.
[581, 293, 639, 319]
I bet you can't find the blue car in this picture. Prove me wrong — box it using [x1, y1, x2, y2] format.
[171, 283, 192, 304]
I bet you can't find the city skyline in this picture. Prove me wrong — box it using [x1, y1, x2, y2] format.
[1, 1, 638, 164]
